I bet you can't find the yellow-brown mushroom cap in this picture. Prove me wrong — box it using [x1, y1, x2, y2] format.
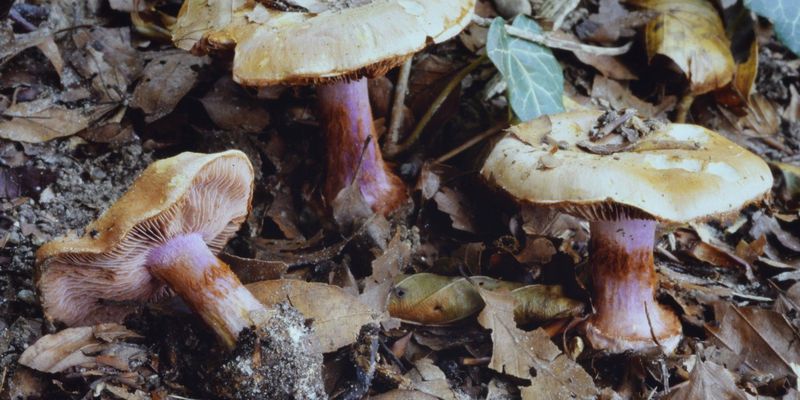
[481, 110, 773, 223]
[36, 150, 255, 327]
[171, 0, 476, 86]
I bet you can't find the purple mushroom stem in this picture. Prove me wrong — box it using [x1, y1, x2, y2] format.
[147, 233, 266, 349]
[316, 77, 406, 215]
[585, 218, 681, 352]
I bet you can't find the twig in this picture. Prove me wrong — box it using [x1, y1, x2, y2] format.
[435, 122, 507, 163]
[387, 55, 488, 157]
[471, 15, 632, 56]
[643, 301, 664, 352]
[386, 57, 413, 147]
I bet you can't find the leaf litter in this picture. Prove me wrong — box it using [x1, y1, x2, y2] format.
[2, 0, 800, 398]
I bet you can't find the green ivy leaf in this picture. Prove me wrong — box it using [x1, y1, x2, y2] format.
[487, 16, 564, 122]
[745, 0, 800, 56]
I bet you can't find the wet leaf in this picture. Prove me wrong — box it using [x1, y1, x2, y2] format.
[706, 302, 800, 379]
[745, 0, 800, 56]
[132, 51, 209, 123]
[477, 289, 596, 398]
[247, 279, 377, 353]
[487, 15, 564, 121]
[629, 0, 734, 94]
[388, 273, 583, 325]
[665, 357, 750, 400]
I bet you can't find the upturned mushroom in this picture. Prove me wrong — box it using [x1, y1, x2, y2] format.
[35, 151, 325, 398]
[481, 110, 773, 353]
[172, 0, 475, 215]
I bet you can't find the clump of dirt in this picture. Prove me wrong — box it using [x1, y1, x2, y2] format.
[211, 303, 326, 400]
[0, 139, 152, 323]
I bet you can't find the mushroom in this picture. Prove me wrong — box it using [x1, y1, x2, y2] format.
[480, 110, 773, 353]
[36, 150, 325, 397]
[171, 0, 476, 215]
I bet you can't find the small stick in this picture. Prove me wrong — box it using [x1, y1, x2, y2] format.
[471, 15, 632, 57]
[387, 57, 413, 147]
[435, 122, 507, 163]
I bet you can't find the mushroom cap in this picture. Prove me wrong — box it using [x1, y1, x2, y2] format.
[172, 0, 476, 86]
[481, 110, 773, 222]
[36, 150, 255, 326]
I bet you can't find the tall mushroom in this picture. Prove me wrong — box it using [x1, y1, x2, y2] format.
[171, 0, 476, 215]
[36, 150, 324, 398]
[481, 110, 773, 353]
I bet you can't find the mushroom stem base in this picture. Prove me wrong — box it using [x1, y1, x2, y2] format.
[147, 233, 266, 349]
[317, 77, 406, 215]
[585, 219, 682, 353]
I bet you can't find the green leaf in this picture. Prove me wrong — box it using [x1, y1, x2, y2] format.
[745, 0, 800, 56]
[487, 16, 564, 122]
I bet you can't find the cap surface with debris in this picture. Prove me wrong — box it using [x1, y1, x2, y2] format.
[172, 0, 476, 86]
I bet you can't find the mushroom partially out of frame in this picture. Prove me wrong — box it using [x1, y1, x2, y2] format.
[481, 110, 772, 353]
[36, 151, 326, 398]
[172, 0, 475, 214]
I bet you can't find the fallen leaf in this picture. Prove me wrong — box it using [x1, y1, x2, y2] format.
[18, 323, 142, 373]
[388, 273, 583, 325]
[401, 358, 457, 400]
[0, 98, 113, 143]
[370, 390, 440, 400]
[433, 186, 477, 233]
[361, 228, 414, 314]
[576, 0, 647, 43]
[665, 357, 751, 400]
[477, 289, 597, 398]
[200, 76, 271, 133]
[629, 0, 734, 94]
[591, 75, 676, 118]
[70, 27, 143, 102]
[771, 161, 800, 209]
[706, 302, 800, 379]
[551, 31, 637, 80]
[265, 182, 304, 240]
[131, 51, 209, 122]
[247, 279, 377, 353]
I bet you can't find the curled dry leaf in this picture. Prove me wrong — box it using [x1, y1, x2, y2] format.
[247, 279, 377, 353]
[476, 289, 596, 398]
[388, 273, 584, 325]
[400, 358, 457, 400]
[131, 51, 209, 123]
[629, 0, 734, 95]
[18, 323, 142, 374]
[706, 302, 800, 379]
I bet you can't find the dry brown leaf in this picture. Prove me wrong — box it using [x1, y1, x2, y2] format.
[247, 279, 377, 353]
[750, 212, 800, 253]
[731, 39, 759, 104]
[629, 0, 734, 95]
[401, 358, 457, 400]
[665, 357, 751, 400]
[591, 75, 676, 118]
[771, 161, 800, 209]
[18, 323, 142, 373]
[477, 289, 596, 398]
[131, 51, 209, 123]
[361, 228, 414, 314]
[200, 76, 271, 133]
[706, 302, 800, 379]
[70, 27, 143, 102]
[577, 0, 642, 43]
[265, 183, 304, 240]
[0, 99, 112, 143]
[370, 390, 440, 400]
[433, 187, 477, 233]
